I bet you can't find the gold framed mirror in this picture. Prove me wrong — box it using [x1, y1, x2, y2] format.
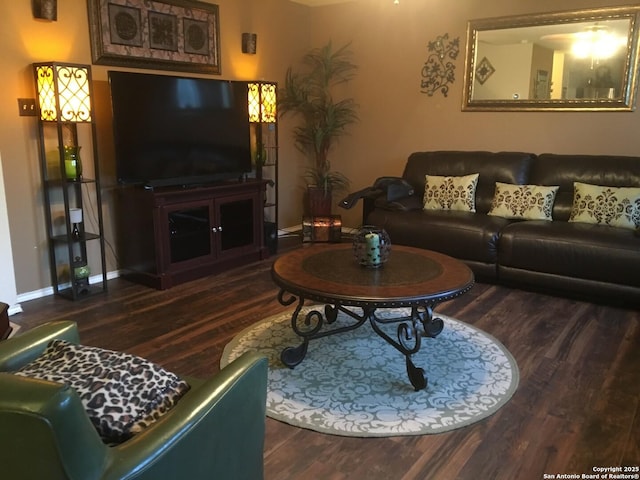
[462, 6, 640, 111]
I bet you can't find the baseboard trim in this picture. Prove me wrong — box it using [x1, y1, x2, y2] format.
[7, 305, 23, 316]
[279, 224, 302, 235]
[16, 270, 121, 306]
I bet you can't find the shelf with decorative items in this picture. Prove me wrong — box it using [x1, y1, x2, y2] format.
[33, 62, 107, 300]
[248, 81, 278, 255]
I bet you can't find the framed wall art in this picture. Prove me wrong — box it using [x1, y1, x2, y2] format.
[87, 0, 220, 74]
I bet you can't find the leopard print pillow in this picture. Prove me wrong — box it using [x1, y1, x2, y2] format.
[16, 340, 190, 444]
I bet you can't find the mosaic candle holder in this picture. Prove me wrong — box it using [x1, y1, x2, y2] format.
[352, 226, 391, 268]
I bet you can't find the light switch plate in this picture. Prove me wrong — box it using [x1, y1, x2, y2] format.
[18, 98, 37, 117]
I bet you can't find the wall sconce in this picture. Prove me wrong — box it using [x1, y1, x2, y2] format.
[242, 33, 257, 54]
[33, 0, 57, 21]
[248, 82, 277, 123]
[33, 62, 92, 123]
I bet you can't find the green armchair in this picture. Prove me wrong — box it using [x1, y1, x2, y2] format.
[0, 321, 268, 480]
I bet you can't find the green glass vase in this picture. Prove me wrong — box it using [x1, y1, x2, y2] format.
[64, 146, 82, 180]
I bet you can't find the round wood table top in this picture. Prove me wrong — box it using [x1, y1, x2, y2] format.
[271, 244, 474, 307]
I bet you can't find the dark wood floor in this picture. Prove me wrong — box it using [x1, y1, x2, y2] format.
[10, 242, 640, 480]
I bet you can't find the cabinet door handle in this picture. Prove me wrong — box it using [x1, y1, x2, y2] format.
[212, 227, 218, 233]
[218, 226, 223, 232]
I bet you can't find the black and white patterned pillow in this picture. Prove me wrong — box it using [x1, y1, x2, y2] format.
[569, 182, 640, 230]
[16, 340, 190, 444]
[488, 182, 559, 221]
[423, 173, 479, 212]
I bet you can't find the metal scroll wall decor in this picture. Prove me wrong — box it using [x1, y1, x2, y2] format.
[420, 33, 460, 97]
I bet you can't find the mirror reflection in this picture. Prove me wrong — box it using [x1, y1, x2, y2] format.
[463, 7, 640, 111]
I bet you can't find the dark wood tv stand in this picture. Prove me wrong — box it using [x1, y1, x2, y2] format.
[115, 179, 269, 290]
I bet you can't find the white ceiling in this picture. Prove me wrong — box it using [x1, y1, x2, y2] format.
[289, 0, 357, 6]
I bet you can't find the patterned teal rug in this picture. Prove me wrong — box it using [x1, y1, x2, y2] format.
[221, 307, 519, 437]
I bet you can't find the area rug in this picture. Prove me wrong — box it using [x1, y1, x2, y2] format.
[221, 307, 519, 437]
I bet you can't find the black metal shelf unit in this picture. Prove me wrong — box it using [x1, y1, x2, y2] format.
[34, 62, 107, 300]
[249, 81, 278, 255]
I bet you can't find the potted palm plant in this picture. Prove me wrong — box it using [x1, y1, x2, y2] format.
[279, 41, 359, 215]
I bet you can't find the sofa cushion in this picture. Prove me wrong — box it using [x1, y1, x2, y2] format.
[366, 207, 514, 279]
[16, 340, 190, 444]
[569, 182, 640, 230]
[488, 182, 559, 221]
[498, 220, 640, 287]
[423, 173, 479, 212]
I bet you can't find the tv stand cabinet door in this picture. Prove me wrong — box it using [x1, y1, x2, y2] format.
[213, 190, 263, 260]
[159, 200, 216, 271]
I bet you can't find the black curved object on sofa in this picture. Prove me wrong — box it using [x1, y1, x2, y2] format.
[364, 151, 640, 307]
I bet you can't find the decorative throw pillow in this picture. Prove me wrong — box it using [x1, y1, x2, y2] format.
[423, 173, 479, 212]
[16, 340, 190, 444]
[569, 182, 640, 230]
[488, 182, 559, 220]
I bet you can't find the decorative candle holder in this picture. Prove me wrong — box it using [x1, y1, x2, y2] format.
[63, 146, 82, 180]
[352, 226, 391, 268]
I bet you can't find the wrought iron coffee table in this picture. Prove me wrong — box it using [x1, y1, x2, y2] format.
[271, 244, 474, 391]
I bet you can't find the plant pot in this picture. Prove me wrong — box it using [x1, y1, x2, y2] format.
[307, 186, 333, 216]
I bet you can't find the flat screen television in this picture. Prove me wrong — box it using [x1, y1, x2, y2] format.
[108, 71, 252, 188]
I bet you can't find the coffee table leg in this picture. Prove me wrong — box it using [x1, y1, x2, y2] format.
[277, 290, 369, 368]
[369, 306, 446, 391]
[281, 341, 309, 368]
[398, 316, 429, 391]
[406, 357, 427, 391]
[418, 305, 444, 338]
[279, 295, 319, 368]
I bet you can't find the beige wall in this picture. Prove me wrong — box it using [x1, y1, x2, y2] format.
[1, 0, 639, 297]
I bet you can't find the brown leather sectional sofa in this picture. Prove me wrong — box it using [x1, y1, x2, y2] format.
[364, 151, 640, 307]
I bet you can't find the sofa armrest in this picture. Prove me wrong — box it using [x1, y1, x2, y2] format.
[0, 321, 79, 372]
[104, 351, 269, 480]
[374, 195, 423, 211]
[363, 193, 423, 223]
